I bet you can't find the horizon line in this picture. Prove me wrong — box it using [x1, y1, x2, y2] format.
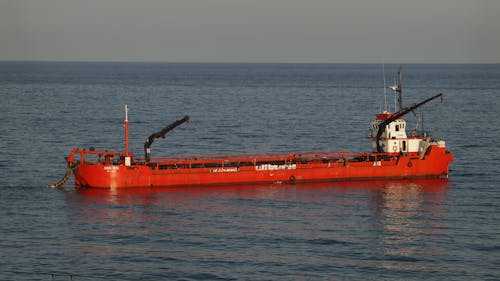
[1, 59, 498, 65]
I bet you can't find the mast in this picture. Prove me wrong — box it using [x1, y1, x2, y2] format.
[124, 105, 129, 155]
[389, 65, 403, 112]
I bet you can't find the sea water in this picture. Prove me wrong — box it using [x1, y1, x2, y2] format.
[0, 62, 499, 280]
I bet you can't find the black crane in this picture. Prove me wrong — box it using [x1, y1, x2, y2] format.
[144, 115, 190, 161]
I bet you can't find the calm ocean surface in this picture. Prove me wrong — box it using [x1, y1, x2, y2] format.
[0, 62, 499, 280]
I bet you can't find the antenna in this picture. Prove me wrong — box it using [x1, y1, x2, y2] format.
[397, 65, 403, 111]
[393, 79, 397, 113]
[421, 111, 425, 137]
[383, 63, 388, 112]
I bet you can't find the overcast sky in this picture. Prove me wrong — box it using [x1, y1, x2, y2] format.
[1, 0, 499, 63]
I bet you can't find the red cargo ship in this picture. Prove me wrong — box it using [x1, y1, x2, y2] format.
[51, 68, 453, 189]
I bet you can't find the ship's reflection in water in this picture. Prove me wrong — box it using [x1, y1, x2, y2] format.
[66, 179, 450, 279]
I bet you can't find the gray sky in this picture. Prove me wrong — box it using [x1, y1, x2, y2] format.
[1, 0, 499, 63]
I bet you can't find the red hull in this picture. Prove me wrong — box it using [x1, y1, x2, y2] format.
[52, 87, 453, 190]
[73, 146, 452, 189]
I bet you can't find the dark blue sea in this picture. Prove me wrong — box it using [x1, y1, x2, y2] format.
[1, 62, 499, 280]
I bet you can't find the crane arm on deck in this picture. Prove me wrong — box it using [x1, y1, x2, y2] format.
[144, 115, 190, 161]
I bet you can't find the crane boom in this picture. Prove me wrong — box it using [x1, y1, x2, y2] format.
[144, 115, 190, 161]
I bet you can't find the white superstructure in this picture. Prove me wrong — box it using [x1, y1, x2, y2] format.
[369, 112, 428, 154]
